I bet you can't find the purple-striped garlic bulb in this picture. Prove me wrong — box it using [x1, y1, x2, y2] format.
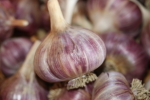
[34, 0, 106, 90]
[0, 1, 28, 43]
[92, 71, 134, 100]
[95, 32, 149, 83]
[0, 41, 49, 100]
[93, 71, 150, 100]
[87, 0, 142, 37]
[0, 37, 33, 77]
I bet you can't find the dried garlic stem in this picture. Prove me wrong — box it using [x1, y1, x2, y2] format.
[131, 79, 150, 100]
[7, 18, 29, 27]
[20, 41, 41, 79]
[67, 73, 97, 90]
[64, 0, 78, 24]
[48, 0, 68, 33]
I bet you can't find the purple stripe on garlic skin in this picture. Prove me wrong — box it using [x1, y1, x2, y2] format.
[92, 71, 135, 100]
[87, 0, 142, 37]
[0, 38, 33, 77]
[96, 32, 149, 83]
[34, 26, 106, 83]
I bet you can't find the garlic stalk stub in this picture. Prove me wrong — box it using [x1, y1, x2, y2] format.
[0, 2, 28, 43]
[58, 0, 78, 24]
[0, 41, 49, 100]
[34, 0, 106, 90]
[12, 0, 40, 35]
[87, 0, 142, 37]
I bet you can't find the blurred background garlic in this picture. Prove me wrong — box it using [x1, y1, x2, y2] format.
[0, 41, 49, 100]
[0, 37, 33, 77]
[95, 32, 149, 83]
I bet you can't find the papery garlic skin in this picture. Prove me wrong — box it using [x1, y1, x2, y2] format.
[87, 0, 142, 37]
[92, 71, 135, 100]
[0, 73, 48, 100]
[34, 26, 106, 83]
[0, 38, 33, 76]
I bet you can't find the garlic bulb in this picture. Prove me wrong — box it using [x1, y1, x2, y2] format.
[0, 37, 33, 77]
[87, 0, 142, 37]
[0, 41, 49, 100]
[92, 71, 150, 100]
[34, 0, 106, 90]
[95, 32, 149, 83]
[92, 71, 134, 100]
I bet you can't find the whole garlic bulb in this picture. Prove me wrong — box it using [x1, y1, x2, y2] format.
[92, 71, 134, 100]
[34, 0, 106, 90]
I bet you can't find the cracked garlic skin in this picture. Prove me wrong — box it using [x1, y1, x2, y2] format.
[34, 26, 106, 83]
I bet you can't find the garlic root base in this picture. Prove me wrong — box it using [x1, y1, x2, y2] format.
[131, 79, 150, 100]
[67, 73, 97, 90]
